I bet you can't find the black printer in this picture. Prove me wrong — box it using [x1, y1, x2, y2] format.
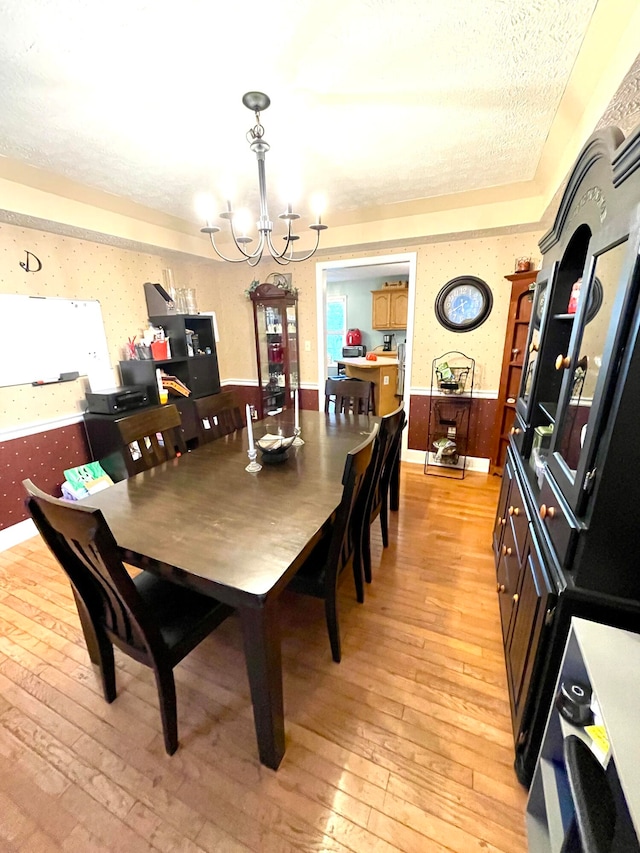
[85, 385, 151, 415]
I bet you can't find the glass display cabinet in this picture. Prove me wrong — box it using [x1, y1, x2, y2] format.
[491, 124, 640, 787]
[250, 282, 300, 419]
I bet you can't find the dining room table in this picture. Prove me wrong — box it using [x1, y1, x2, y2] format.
[82, 408, 378, 769]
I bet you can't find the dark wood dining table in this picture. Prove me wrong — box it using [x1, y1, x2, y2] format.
[83, 409, 377, 769]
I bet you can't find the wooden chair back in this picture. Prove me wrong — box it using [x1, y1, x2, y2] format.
[328, 423, 379, 585]
[115, 404, 185, 476]
[194, 391, 244, 444]
[359, 404, 406, 584]
[287, 424, 379, 662]
[22, 478, 233, 755]
[372, 403, 406, 521]
[324, 378, 374, 415]
[23, 479, 164, 663]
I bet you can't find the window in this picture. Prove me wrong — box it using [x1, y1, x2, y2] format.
[326, 296, 347, 365]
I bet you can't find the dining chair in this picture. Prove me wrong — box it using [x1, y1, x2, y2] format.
[324, 377, 375, 415]
[114, 403, 186, 478]
[286, 423, 379, 663]
[23, 479, 234, 755]
[194, 391, 244, 444]
[360, 404, 406, 584]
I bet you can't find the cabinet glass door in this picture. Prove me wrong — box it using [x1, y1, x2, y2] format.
[549, 222, 634, 510]
[286, 304, 299, 394]
[517, 264, 557, 423]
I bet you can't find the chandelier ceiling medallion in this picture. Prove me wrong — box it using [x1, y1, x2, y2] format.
[199, 92, 327, 266]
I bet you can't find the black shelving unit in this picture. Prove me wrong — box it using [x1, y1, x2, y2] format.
[119, 314, 220, 405]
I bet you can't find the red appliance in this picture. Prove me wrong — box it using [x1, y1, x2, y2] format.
[346, 328, 362, 346]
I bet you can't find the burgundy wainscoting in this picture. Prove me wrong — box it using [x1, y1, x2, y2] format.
[0, 422, 91, 531]
[407, 394, 498, 458]
[223, 385, 319, 417]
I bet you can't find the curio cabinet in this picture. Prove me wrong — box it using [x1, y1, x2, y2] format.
[250, 282, 300, 419]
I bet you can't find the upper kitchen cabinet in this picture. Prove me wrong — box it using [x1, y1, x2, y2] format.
[250, 282, 300, 419]
[372, 287, 408, 330]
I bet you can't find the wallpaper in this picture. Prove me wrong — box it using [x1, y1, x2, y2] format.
[0, 220, 543, 432]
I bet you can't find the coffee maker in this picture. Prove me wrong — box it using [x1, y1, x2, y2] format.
[382, 333, 394, 352]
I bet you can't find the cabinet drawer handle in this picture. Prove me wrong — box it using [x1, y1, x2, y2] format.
[508, 506, 520, 517]
[497, 583, 505, 593]
[539, 504, 556, 520]
[513, 593, 519, 603]
[555, 354, 571, 370]
[509, 427, 522, 436]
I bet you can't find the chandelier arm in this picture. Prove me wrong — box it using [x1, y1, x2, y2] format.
[229, 218, 264, 261]
[285, 229, 322, 263]
[265, 230, 291, 262]
[207, 231, 264, 264]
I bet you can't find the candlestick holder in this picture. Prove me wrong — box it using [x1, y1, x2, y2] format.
[292, 426, 305, 446]
[245, 448, 262, 473]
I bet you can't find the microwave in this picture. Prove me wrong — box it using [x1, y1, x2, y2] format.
[342, 345, 367, 357]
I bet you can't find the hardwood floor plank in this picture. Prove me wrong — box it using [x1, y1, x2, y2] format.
[0, 466, 528, 851]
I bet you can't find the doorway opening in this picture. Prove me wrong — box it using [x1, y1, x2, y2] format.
[315, 252, 417, 457]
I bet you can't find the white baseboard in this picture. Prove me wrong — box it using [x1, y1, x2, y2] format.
[0, 518, 38, 553]
[403, 448, 490, 472]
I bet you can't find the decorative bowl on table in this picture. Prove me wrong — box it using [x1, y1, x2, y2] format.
[255, 432, 296, 463]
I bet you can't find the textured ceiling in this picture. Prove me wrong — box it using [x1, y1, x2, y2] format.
[0, 0, 599, 228]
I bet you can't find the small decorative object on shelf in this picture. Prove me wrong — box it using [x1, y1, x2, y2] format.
[515, 256, 532, 272]
[425, 351, 475, 480]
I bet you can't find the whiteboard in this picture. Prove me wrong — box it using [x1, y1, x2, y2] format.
[0, 295, 111, 388]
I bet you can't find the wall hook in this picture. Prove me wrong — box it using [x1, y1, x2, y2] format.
[20, 250, 42, 273]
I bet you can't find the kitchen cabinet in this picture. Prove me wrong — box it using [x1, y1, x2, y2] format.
[492, 124, 640, 786]
[527, 618, 640, 851]
[490, 270, 537, 474]
[372, 288, 408, 330]
[250, 282, 299, 420]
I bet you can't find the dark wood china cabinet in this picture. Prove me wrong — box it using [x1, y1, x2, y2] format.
[493, 124, 640, 785]
[250, 282, 300, 419]
[490, 270, 538, 474]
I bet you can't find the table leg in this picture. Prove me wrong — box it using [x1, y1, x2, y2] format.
[239, 600, 285, 770]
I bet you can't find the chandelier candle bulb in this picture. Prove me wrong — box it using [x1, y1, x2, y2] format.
[294, 389, 299, 431]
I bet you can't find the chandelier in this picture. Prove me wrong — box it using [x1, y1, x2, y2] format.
[199, 92, 327, 266]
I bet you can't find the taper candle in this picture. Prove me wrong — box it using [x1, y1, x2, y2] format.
[294, 388, 299, 430]
[245, 404, 255, 452]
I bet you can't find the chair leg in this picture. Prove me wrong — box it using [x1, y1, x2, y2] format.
[362, 524, 373, 584]
[352, 543, 365, 603]
[324, 595, 341, 663]
[153, 665, 179, 755]
[97, 637, 117, 703]
[380, 494, 389, 548]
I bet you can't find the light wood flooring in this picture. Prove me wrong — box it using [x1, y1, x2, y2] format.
[0, 465, 528, 852]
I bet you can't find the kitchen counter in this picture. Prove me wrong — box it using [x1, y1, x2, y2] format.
[336, 356, 400, 415]
[336, 356, 399, 368]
